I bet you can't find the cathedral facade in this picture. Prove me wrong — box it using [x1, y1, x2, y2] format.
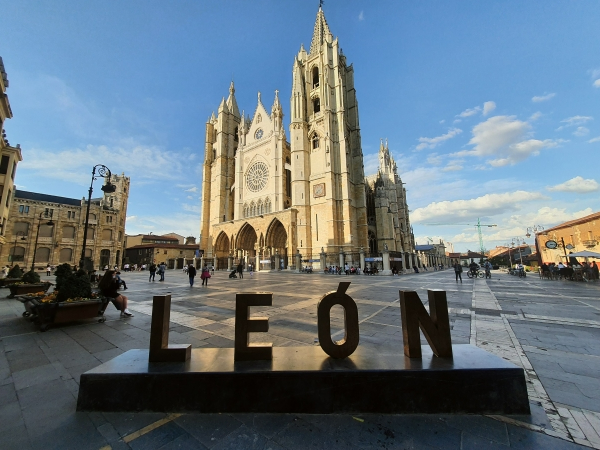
[199, 8, 414, 271]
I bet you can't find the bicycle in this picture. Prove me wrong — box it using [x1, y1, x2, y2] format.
[467, 270, 484, 279]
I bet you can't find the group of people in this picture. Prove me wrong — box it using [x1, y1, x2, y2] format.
[541, 261, 599, 280]
[148, 262, 167, 282]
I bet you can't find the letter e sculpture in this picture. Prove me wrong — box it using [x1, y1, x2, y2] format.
[149, 295, 192, 362]
[400, 290, 452, 358]
[317, 282, 359, 359]
[235, 292, 273, 361]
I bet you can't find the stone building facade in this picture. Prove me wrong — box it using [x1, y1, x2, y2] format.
[0, 57, 23, 250]
[125, 243, 200, 270]
[1, 174, 130, 270]
[199, 7, 415, 272]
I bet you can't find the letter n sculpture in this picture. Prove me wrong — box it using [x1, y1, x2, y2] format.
[400, 290, 452, 358]
[149, 295, 192, 362]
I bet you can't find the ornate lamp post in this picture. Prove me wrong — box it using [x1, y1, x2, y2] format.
[10, 231, 27, 263]
[526, 225, 544, 266]
[79, 165, 116, 270]
[32, 212, 54, 271]
[512, 237, 527, 265]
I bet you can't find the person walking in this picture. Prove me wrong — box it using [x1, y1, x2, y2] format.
[201, 264, 211, 286]
[149, 263, 157, 282]
[592, 261, 599, 280]
[249, 263, 254, 278]
[454, 262, 463, 283]
[46, 265, 52, 276]
[188, 264, 197, 287]
[211, 264, 215, 275]
[237, 262, 244, 279]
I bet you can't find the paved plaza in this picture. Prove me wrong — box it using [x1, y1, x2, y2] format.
[1, 268, 599, 449]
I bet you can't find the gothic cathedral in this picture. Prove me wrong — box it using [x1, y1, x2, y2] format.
[199, 7, 414, 271]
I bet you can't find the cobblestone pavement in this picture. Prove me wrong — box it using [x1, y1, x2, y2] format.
[1, 268, 599, 449]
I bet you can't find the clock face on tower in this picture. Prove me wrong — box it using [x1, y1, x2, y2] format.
[255, 129, 264, 140]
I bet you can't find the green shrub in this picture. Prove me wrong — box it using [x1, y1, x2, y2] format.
[54, 263, 73, 291]
[22, 270, 41, 284]
[55, 273, 92, 302]
[7, 265, 24, 279]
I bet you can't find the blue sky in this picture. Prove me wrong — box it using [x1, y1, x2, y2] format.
[1, 0, 599, 252]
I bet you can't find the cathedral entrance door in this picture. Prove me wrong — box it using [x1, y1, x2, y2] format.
[236, 223, 258, 269]
[266, 219, 288, 270]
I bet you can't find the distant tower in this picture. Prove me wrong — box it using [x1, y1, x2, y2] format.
[289, 6, 368, 255]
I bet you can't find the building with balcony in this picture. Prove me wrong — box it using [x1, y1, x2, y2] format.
[1, 174, 130, 270]
[536, 211, 600, 264]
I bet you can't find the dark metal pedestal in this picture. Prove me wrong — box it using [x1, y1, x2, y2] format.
[77, 344, 530, 414]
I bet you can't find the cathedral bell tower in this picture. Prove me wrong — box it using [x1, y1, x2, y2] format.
[199, 82, 241, 255]
[290, 6, 368, 256]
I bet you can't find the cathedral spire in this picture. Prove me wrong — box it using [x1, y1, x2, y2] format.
[309, 5, 333, 54]
[218, 97, 229, 114]
[226, 81, 240, 118]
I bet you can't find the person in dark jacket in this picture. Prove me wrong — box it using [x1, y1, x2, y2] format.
[98, 270, 133, 317]
[188, 264, 197, 287]
[236, 262, 244, 279]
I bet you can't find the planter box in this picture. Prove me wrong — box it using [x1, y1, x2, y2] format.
[0, 278, 24, 288]
[8, 283, 52, 298]
[25, 297, 109, 331]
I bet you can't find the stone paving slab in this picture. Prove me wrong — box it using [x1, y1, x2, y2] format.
[1, 269, 598, 449]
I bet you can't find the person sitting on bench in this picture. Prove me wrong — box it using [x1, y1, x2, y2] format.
[98, 270, 133, 317]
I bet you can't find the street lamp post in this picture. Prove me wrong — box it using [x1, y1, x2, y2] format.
[32, 212, 54, 271]
[79, 165, 116, 270]
[526, 225, 544, 266]
[10, 231, 27, 263]
[512, 237, 527, 265]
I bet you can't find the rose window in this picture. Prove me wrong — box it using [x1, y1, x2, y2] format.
[246, 162, 269, 192]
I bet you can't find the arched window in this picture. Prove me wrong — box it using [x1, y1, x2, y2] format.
[14, 221, 29, 235]
[234, 126, 239, 142]
[312, 134, 319, 149]
[35, 247, 51, 263]
[102, 229, 113, 241]
[368, 231, 377, 255]
[256, 114, 262, 124]
[250, 202, 256, 217]
[243, 203, 248, 218]
[213, 149, 216, 161]
[59, 248, 73, 262]
[100, 249, 110, 268]
[265, 198, 271, 214]
[12, 246, 25, 262]
[39, 224, 54, 238]
[312, 66, 319, 88]
[257, 201, 263, 215]
[62, 226, 75, 239]
[313, 97, 320, 114]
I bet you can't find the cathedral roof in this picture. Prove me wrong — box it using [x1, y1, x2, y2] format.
[309, 7, 333, 54]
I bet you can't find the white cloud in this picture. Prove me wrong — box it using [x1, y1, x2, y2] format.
[442, 162, 463, 172]
[457, 107, 481, 118]
[427, 153, 443, 166]
[594, 79, 600, 88]
[411, 190, 545, 223]
[184, 186, 198, 193]
[21, 143, 184, 185]
[529, 111, 543, 121]
[126, 216, 137, 222]
[439, 119, 445, 124]
[547, 176, 600, 193]
[358, 11, 364, 21]
[455, 115, 556, 166]
[573, 126, 589, 137]
[532, 92, 556, 102]
[482, 101, 496, 116]
[415, 128, 462, 151]
[589, 136, 600, 143]
[363, 152, 380, 176]
[506, 207, 593, 228]
[561, 115, 593, 126]
[125, 213, 199, 238]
